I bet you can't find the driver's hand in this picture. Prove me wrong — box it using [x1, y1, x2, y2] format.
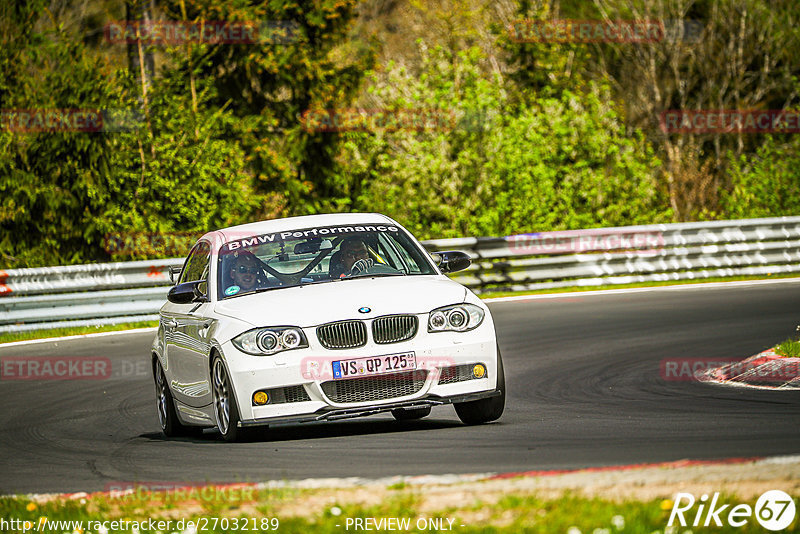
[351, 258, 374, 274]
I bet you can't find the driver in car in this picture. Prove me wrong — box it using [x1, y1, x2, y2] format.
[228, 251, 263, 294]
[330, 237, 374, 278]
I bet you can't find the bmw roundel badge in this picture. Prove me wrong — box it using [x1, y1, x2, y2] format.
[358, 307, 371, 314]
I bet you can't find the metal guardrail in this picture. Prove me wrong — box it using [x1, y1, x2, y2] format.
[1, 217, 799, 333]
[0, 260, 179, 333]
[426, 217, 800, 291]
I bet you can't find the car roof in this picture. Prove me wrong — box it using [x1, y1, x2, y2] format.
[212, 212, 398, 242]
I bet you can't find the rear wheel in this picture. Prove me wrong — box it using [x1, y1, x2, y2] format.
[212, 355, 246, 442]
[391, 406, 431, 421]
[154, 359, 202, 437]
[454, 349, 505, 425]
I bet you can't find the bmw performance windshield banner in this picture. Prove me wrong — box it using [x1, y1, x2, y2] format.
[222, 224, 401, 251]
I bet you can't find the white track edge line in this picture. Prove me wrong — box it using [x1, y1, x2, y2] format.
[482, 277, 800, 304]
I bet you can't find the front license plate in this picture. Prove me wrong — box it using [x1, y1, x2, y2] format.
[332, 352, 416, 379]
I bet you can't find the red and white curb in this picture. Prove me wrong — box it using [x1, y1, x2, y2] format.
[18, 455, 800, 503]
[695, 348, 800, 390]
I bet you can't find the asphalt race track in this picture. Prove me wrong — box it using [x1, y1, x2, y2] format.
[2, 280, 799, 494]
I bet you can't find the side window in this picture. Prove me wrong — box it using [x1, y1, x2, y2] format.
[384, 234, 423, 274]
[179, 241, 211, 284]
[177, 247, 197, 285]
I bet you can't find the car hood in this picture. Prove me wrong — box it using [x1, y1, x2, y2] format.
[214, 275, 467, 327]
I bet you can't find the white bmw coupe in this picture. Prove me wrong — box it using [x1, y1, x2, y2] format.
[152, 213, 505, 441]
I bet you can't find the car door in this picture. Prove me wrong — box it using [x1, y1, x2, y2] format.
[162, 240, 215, 408]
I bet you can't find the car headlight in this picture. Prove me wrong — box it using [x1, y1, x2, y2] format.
[427, 303, 485, 332]
[232, 327, 308, 355]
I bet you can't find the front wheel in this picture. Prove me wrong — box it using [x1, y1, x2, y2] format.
[212, 355, 245, 442]
[454, 349, 505, 425]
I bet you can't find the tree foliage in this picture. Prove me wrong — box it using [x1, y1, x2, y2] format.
[0, 6, 118, 266]
[162, 0, 378, 215]
[0, 0, 795, 268]
[342, 45, 668, 239]
[722, 135, 800, 219]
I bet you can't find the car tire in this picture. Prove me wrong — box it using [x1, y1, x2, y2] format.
[454, 348, 506, 425]
[211, 355, 247, 442]
[391, 406, 432, 421]
[154, 359, 202, 438]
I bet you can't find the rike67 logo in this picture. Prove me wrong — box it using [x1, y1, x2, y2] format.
[668, 490, 796, 531]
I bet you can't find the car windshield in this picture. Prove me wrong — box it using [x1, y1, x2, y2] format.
[217, 223, 437, 298]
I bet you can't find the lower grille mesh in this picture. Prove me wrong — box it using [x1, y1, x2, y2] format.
[283, 385, 312, 403]
[256, 385, 311, 405]
[321, 370, 428, 403]
[438, 364, 481, 384]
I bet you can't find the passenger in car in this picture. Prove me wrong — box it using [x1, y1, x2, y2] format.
[228, 251, 264, 293]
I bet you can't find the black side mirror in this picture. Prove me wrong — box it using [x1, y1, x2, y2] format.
[167, 280, 207, 304]
[434, 251, 472, 273]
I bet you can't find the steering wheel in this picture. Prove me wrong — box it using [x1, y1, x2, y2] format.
[350, 258, 374, 275]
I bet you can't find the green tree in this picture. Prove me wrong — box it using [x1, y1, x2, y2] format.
[0, 4, 118, 267]
[479, 86, 670, 234]
[162, 0, 377, 216]
[721, 135, 800, 219]
[357, 45, 503, 238]
[499, 0, 594, 101]
[100, 67, 261, 261]
[0, 2, 262, 267]
[342, 44, 668, 239]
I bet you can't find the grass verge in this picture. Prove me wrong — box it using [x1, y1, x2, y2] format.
[0, 484, 783, 533]
[775, 338, 800, 358]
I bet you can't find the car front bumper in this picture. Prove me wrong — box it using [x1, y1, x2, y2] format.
[221, 326, 499, 426]
[238, 390, 501, 427]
